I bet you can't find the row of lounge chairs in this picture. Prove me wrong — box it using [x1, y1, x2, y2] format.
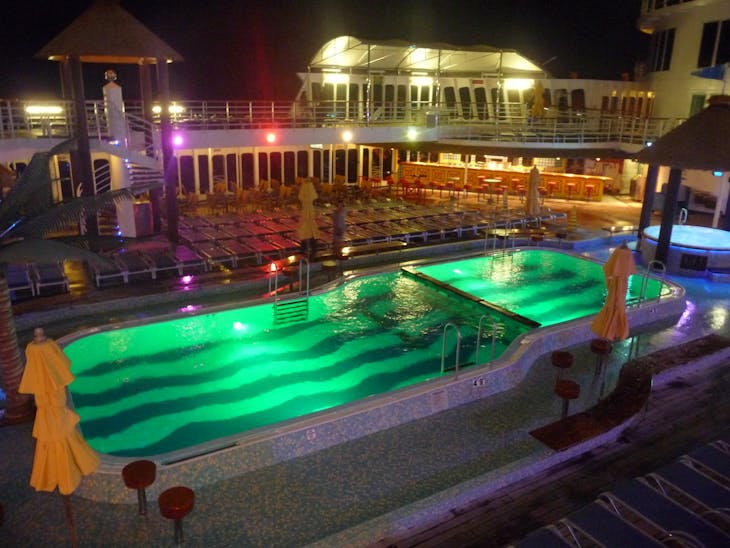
[7, 262, 69, 300]
[515, 434, 730, 547]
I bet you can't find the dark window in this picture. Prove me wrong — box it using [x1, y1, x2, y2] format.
[600, 96, 609, 113]
[258, 152, 268, 182]
[362, 148, 370, 178]
[347, 149, 358, 183]
[396, 84, 407, 119]
[506, 89, 521, 117]
[57, 159, 73, 199]
[335, 148, 346, 178]
[474, 87, 488, 120]
[444, 87, 457, 113]
[719, 20, 730, 64]
[283, 151, 295, 184]
[571, 89, 586, 112]
[313, 150, 322, 180]
[197, 155, 210, 194]
[649, 28, 675, 71]
[322, 149, 330, 182]
[179, 155, 195, 194]
[212, 154, 225, 186]
[297, 150, 308, 179]
[226, 154, 237, 189]
[240, 153, 254, 189]
[490, 87, 505, 119]
[349, 83, 359, 118]
[698, 21, 719, 67]
[270, 152, 282, 183]
[458, 87, 472, 119]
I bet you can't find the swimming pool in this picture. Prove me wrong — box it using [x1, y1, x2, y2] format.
[65, 250, 668, 460]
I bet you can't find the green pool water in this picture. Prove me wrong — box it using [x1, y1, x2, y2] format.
[66, 250, 663, 457]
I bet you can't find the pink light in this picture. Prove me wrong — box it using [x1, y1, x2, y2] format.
[265, 133, 276, 144]
[172, 134, 184, 147]
[181, 275, 193, 284]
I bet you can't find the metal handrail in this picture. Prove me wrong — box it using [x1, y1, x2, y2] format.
[298, 257, 310, 297]
[639, 259, 666, 303]
[475, 315, 498, 366]
[441, 322, 462, 378]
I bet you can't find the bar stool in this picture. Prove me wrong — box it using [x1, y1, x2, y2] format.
[555, 379, 580, 419]
[551, 350, 574, 382]
[565, 181, 577, 200]
[546, 180, 558, 198]
[516, 185, 526, 202]
[538, 186, 548, 205]
[122, 459, 157, 516]
[159, 486, 195, 544]
[584, 183, 595, 201]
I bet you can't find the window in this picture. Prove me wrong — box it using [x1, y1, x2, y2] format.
[297, 150, 309, 179]
[459, 87, 472, 119]
[648, 28, 675, 71]
[240, 153, 254, 189]
[197, 155, 210, 194]
[698, 19, 730, 67]
[283, 151, 295, 185]
[179, 155, 195, 194]
[474, 87, 489, 120]
[226, 154, 237, 189]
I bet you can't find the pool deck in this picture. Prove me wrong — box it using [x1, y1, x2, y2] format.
[2, 193, 730, 546]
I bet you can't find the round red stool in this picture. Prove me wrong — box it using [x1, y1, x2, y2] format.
[551, 350, 574, 382]
[584, 183, 595, 201]
[546, 181, 558, 198]
[555, 379, 580, 419]
[122, 459, 157, 516]
[565, 182, 577, 200]
[159, 486, 195, 544]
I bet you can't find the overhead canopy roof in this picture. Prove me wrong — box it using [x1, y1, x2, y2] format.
[636, 95, 730, 171]
[37, 1, 183, 64]
[308, 36, 546, 77]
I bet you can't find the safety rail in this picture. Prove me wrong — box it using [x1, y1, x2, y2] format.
[1, 98, 683, 147]
[639, 259, 666, 303]
[440, 322, 462, 378]
[475, 315, 498, 366]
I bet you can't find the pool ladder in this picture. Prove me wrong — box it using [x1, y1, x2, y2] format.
[441, 316, 499, 379]
[272, 258, 311, 324]
[638, 259, 666, 304]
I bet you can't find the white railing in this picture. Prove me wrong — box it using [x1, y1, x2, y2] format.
[1, 98, 683, 148]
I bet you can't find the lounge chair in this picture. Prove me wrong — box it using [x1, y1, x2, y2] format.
[681, 444, 730, 487]
[142, 249, 184, 277]
[194, 242, 237, 269]
[114, 251, 155, 283]
[643, 461, 730, 530]
[88, 257, 126, 287]
[599, 479, 729, 547]
[6, 263, 35, 299]
[172, 245, 208, 273]
[560, 500, 665, 547]
[219, 240, 259, 267]
[512, 525, 571, 547]
[30, 261, 69, 295]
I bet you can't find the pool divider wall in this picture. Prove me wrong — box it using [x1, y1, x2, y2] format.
[74, 279, 686, 504]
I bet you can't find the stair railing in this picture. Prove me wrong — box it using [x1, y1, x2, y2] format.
[440, 323, 462, 379]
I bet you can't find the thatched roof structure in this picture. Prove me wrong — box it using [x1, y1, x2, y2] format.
[636, 95, 730, 171]
[36, 0, 183, 64]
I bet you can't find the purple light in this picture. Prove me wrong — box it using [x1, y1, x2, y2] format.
[172, 134, 184, 147]
[182, 275, 193, 284]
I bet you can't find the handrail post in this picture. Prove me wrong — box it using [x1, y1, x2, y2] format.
[475, 315, 498, 365]
[441, 323, 462, 378]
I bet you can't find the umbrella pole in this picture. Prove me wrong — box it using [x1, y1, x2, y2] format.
[62, 494, 79, 548]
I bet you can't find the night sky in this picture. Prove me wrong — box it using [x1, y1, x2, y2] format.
[1, 0, 648, 101]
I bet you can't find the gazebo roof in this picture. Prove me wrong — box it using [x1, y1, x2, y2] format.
[308, 36, 545, 77]
[36, 1, 183, 64]
[636, 95, 730, 171]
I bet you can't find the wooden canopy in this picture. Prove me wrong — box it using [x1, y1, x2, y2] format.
[36, 0, 183, 64]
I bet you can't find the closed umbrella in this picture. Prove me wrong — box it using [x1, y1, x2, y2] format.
[19, 328, 100, 547]
[525, 165, 541, 216]
[590, 242, 636, 341]
[531, 82, 545, 119]
[296, 178, 320, 242]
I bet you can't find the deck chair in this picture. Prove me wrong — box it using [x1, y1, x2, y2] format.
[644, 461, 730, 526]
[194, 242, 237, 269]
[88, 257, 126, 287]
[172, 245, 208, 273]
[141, 249, 183, 277]
[219, 240, 259, 267]
[512, 525, 571, 547]
[560, 500, 664, 547]
[30, 262, 69, 295]
[114, 251, 155, 283]
[6, 263, 35, 299]
[681, 444, 730, 487]
[599, 479, 729, 547]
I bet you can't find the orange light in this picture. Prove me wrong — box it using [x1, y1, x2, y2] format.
[266, 133, 276, 144]
[269, 262, 278, 272]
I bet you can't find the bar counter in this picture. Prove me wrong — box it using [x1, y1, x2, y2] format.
[400, 162, 611, 201]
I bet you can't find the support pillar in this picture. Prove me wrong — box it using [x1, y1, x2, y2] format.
[637, 164, 659, 243]
[655, 167, 682, 265]
[157, 59, 178, 243]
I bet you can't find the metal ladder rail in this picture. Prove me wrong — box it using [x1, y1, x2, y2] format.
[475, 315, 498, 366]
[441, 323, 462, 378]
[268, 263, 280, 300]
[639, 259, 666, 304]
[297, 257, 310, 297]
